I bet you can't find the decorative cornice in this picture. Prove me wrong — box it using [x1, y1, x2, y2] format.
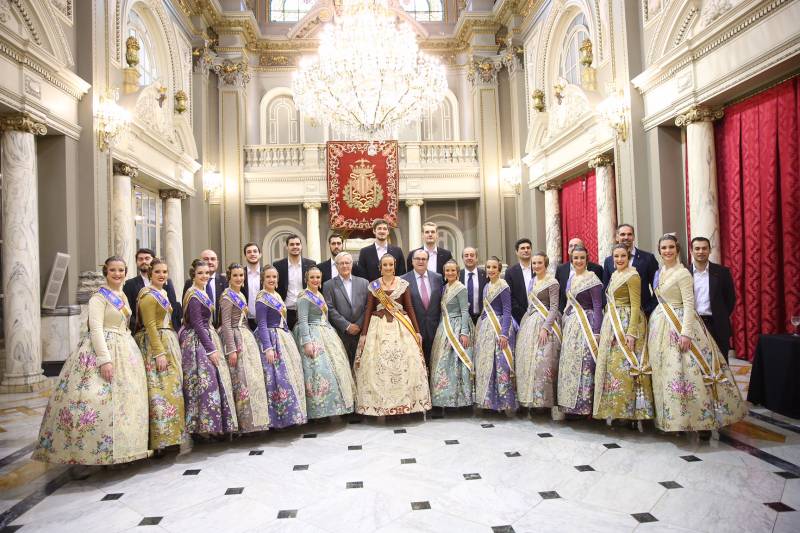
[112, 162, 139, 178]
[405, 199, 424, 207]
[160, 189, 188, 200]
[675, 106, 724, 127]
[0, 113, 47, 135]
[588, 154, 613, 168]
[0, 40, 89, 100]
[302, 201, 322, 210]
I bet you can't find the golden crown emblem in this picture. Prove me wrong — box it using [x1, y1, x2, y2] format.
[343, 158, 383, 213]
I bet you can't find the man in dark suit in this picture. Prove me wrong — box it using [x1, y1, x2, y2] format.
[602, 224, 659, 315]
[690, 237, 736, 360]
[273, 234, 317, 330]
[323, 252, 369, 364]
[318, 233, 365, 286]
[405, 221, 453, 276]
[124, 248, 182, 330]
[402, 249, 443, 364]
[241, 242, 262, 330]
[182, 249, 228, 327]
[459, 246, 487, 324]
[556, 237, 604, 312]
[504, 238, 534, 324]
[357, 218, 406, 281]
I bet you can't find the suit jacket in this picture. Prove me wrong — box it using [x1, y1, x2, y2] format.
[318, 257, 367, 287]
[402, 270, 443, 359]
[690, 262, 736, 348]
[124, 276, 182, 331]
[459, 267, 488, 322]
[182, 273, 228, 326]
[503, 263, 530, 325]
[358, 243, 406, 282]
[405, 246, 453, 276]
[323, 275, 369, 334]
[603, 248, 659, 315]
[273, 257, 318, 304]
[555, 261, 604, 312]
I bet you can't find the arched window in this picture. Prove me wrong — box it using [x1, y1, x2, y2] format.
[268, 231, 294, 261]
[268, 96, 300, 144]
[437, 227, 458, 254]
[128, 10, 160, 87]
[421, 100, 453, 141]
[270, 0, 315, 22]
[403, 0, 444, 22]
[559, 13, 589, 86]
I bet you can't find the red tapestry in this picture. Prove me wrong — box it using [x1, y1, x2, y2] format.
[327, 141, 400, 231]
[559, 170, 598, 263]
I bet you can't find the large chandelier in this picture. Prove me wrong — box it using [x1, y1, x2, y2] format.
[292, 0, 448, 142]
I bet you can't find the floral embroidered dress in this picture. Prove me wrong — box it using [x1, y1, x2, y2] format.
[474, 279, 519, 411]
[593, 268, 654, 421]
[292, 289, 356, 418]
[516, 275, 562, 408]
[219, 288, 270, 432]
[648, 265, 746, 431]
[134, 287, 186, 449]
[557, 272, 603, 415]
[33, 287, 149, 465]
[355, 278, 431, 416]
[255, 290, 307, 428]
[179, 288, 238, 435]
[429, 281, 475, 407]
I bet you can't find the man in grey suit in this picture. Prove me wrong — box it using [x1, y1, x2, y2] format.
[323, 252, 369, 365]
[402, 249, 443, 365]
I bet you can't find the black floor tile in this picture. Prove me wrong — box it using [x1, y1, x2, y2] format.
[659, 481, 683, 489]
[538, 491, 561, 500]
[277, 510, 298, 519]
[293, 464, 309, 471]
[631, 513, 658, 523]
[574, 465, 595, 472]
[401, 458, 416, 464]
[505, 451, 521, 457]
[537, 433, 553, 438]
[302, 433, 317, 439]
[348, 445, 362, 450]
[680, 455, 702, 462]
[481, 423, 495, 428]
[491, 527, 515, 533]
[138, 517, 163, 526]
[603, 443, 621, 449]
[463, 473, 481, 480]
[183, 469, 201, 475]
[394, 429, 407, 434]
[249, 450, 263, 456]
[775, 471, 800, 479]
[348, 419, 362, 424]
[411, 501, 431, 510]
[225, 487, 244, 495]
[346, 481, 363, 489]
[445, 440, 459, 445]
[765, 502, 795, 512]
[101, 493, 124, 501]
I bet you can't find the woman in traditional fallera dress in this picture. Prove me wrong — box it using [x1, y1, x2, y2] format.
[180, 259, 238, 436]
[429, 260, 474, 408]
[293, 267, 356, 419]
[219, 264, 270, 433]
[134, 258, 186, 450]
[474, 256, 518, 413]
[593, 245, 655, 427]
[255, 265, 307, 428]
[557, 246, 603, 417]
[33, 257, 149, 465]
[355, 254, 431, 416]
[516, 251, 562, 415]
[648, 235, 746, 433]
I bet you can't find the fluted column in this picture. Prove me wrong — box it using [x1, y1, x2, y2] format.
[112, 162, 137, 269]
[541, 184, 561, 271]
[589, 154, 617, 261]
[160, 190, 187, 282]
[303, 202, 322, 262]
[0, 113, 47, 392]
[676, 106, 724, 262]
[406, 199, 424, 251]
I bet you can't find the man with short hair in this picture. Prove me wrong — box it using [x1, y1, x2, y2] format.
[124, 247, 182, 330]
[690, 236, 736, 360]
[555, 237, 604, 312]
[318, 233, 366, 286]
[357, 218, 406, 281]
[459, 246, 487, 324]
[602, 224, 659, 315]
[241, 242, 262, 330]
[504, 238, 534, 324]
[405, 221, 453, 275]
[402, 248, 443, 364]
[274, 234, 317, 330]
[182, 249, 228, 326]
[323, 252, 369, 364]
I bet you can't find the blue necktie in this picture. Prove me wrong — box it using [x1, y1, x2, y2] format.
[467, 272, 475, 314]
[206, 279, 214, 304]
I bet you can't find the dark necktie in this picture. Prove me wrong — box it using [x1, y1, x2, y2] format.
[206, 278, 214, 304]
[468, 272, 475, 314]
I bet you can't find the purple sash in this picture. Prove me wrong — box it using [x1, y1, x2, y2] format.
[222, 288, 247, 311]
[191, 287, 215, 311]
[98, 287, 125, 311]
[148, 287, 171, 311]
[304, 289, 327, 315]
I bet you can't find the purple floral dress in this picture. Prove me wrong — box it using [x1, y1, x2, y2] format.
[474, 280, 519, 411]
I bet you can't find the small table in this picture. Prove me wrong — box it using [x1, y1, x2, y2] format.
[747, 334, 800, 419]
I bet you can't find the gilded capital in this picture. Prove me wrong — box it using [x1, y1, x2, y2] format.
[159, 189, 188, 200]
[303, 201, 322, 210]
[588, 154, 613, 168]
[405, 199, 424, 208]
[0, 113, 47, 135]
[214, 59, 251, 89]
[112, 162, 139, 178]
[675, 106, 724, 127]
[538, 182, 560, 192]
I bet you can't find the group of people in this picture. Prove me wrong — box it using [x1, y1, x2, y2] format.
[32, 219, 746, 466]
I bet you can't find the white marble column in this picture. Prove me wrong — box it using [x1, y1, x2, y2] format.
[160, 190, 187, 282]
[112, 162, 137, 269]
[589, 154, 617, 261]
[303, 202, 322, 262]
[541, 184, 561, 272]
[406, 199, 424, 251]
[0, 114, 47, 392]
[676, 106, 723, 263]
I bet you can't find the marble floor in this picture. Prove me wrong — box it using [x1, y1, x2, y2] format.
[0, 357, 797, 533]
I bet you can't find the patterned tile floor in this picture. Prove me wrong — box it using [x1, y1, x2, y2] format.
[0, 357, 798, 533]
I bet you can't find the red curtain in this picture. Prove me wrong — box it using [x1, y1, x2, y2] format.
[559, 170, 598, 263]
[715, 76, 800, 360]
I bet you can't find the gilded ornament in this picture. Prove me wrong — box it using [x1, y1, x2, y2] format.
[112, 162, 139, 178]
[214, 59, 251, 87]
[553, 81, 565, 104]
[579, 38, 593, 67]
[343, 159, 384, 213]
[125, 36, 140, 68]
[159, 189, 188, 200]
[0, 113, 47, 135]
[156, 85, 167, 108]
[531, 89, 545, 112]
[588, 153, 613, 168]
[675, 106, 724, 127]
[174, 90, 188, 114]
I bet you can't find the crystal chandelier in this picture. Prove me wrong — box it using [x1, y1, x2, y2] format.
[292, 0, 448, 142]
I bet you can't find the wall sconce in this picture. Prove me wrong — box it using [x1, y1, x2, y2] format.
[203, 169, 222, 200]
[501, 161, 522, 193]
[597, 90, 629, 142]
[531, 89, 545, 112]
[579, 38, 593, 67]
[96, 88, 131, 152]
[174, 90, 188, 114]
[553, 79, 566, 105]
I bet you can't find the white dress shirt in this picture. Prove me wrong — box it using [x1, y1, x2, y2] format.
[693, 266, 712, 316]
[286, 260, 302, 309]
[330, 257, 339, 280]
[375, 242, 388, 259]
[341, 274, 353, 303]
[521, 264, 533, 291]
[425, 246, 438, 273]
[464, 267, 479, 314]
[247, 266, 260, 317]
[141, 274, 151, 288]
